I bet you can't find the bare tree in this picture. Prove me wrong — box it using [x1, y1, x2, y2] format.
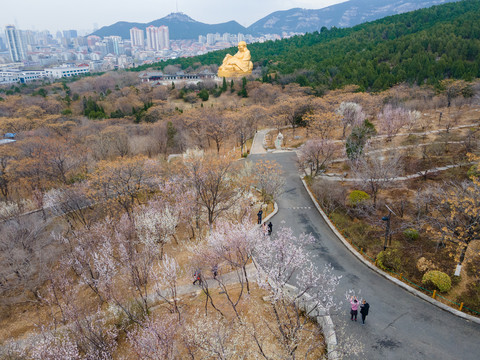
[297, 139, 339, 177]
[184, 153, 243, 226]
[252, 159, 285, 205]
[352, 152, 403, 207]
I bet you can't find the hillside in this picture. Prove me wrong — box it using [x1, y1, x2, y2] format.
[139, 0, 480, 92]
[248, 0, 460, 35]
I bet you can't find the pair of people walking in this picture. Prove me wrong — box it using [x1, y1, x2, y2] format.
[350, 296, 370, 324]
[262, 221, 273, 236]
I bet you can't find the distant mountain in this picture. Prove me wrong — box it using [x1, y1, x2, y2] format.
[91, 12, 247, 40]
[248, 0, 461, 34]
[92, 0, 461, 40]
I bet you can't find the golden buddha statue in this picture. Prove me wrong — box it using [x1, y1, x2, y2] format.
[218, 41, 253, 77]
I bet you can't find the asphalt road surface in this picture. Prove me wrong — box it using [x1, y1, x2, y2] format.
[250, 150, 480, 360]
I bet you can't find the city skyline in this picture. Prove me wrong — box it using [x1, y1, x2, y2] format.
[1, 0, 346, 34]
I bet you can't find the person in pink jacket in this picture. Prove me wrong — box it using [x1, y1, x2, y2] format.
[350, 296, 359, 321]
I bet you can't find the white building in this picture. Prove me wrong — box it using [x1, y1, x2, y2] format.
[146, 25, 169, 51]
[158, 25, 169, 50]
[0, 69, 46, 84]
[130, 27, 144, 47]
[4, 25, 27, 62]
[44, 64, 89, 79]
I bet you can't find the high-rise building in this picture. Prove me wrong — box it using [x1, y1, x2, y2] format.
[4, 25, 27, 62]
[130, 27, 144, 47]
[105, 36, 122, 55]
[146, 25, 169, 51]
[145, 25, 158, 50]
[158, 25, 169, 50]
[206, 33, 215, 45]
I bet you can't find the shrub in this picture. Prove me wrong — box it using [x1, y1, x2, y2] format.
[403, 228, 420, 241]
[422, 270, 452, 292]
[197, 89, 209, 101]
[347, 190, 370, 207]
[376, 249, 402, 272]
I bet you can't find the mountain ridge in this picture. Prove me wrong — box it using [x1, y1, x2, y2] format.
[91, 0, 461, 39]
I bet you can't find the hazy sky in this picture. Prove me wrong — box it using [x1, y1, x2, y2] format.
[1, 0, 347, 34]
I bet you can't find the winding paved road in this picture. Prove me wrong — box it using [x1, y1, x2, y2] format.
[249, 132, 480, 359]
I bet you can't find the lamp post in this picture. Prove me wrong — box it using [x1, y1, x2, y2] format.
[381, 205, 397, 251]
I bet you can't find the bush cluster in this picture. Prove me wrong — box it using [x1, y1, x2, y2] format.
[403, 228, 420, 241]
[422, 270, 452, 292]
[347, 190, 370, 207]
[376, 249, 402, 273]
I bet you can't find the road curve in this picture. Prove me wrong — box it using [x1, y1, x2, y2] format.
[249, 147, 480, 360]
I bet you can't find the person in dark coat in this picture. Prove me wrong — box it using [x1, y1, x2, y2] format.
[257, 209, 263, 224]
[360, 299, 370, 324]
[267, 222, 273, 235]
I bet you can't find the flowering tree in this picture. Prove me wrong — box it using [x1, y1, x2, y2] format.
[208, 219, 260, 293]
[254, 225, 341, 359]
[134, 202, 179, 259]
[60, 218, 117, 304]
[127, 314, 179, 360]
[378, 105, 416, 141]
[337, 102, 365, 138]
[155, 254, 182, 319]
[30, 330, 81, 360]
[182, 312, 250, 360]
[111, 213, 160, 320]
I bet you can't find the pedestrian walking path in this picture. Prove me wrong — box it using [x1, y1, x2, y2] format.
[317, 162, 471, 182]
[250, 129, 269, 154]
[151, 263, 258, 305]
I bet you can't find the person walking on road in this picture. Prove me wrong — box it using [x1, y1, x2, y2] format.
[193, 270, 202, 285]
[350, 296, 359, 321]
[267, 222, 273, 236]
[257, 209, 263, 224]
[360, 299, 370, 324]
[262, 222, 268, 236]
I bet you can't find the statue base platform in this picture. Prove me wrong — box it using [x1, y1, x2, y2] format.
[217, 69, 252, 78]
